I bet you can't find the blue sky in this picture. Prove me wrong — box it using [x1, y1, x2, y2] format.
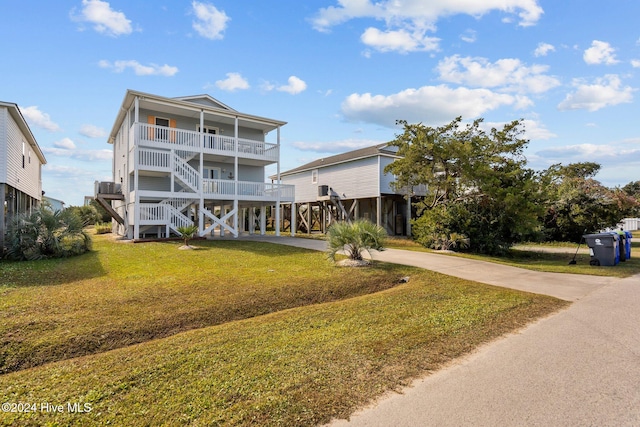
[1, 0, 639, 206]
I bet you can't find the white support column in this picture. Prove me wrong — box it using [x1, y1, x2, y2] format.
[199, 110, 205, 235]
[133, 142, 140, 240]
[260, 204, 266, 235]
[290, 203, 296, 237]
[376, 196, 382, 228]
[249, 207, 256, 235]
[233, 117, 239, 238]
[133, 96, 140, 240]
[275, 126, 281, 237]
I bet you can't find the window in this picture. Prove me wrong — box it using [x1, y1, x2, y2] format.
[155, 117, 170, 140]
[22, 142, 25, 168]
[311, 169, 318, 184]
[203, 167, 221, 179]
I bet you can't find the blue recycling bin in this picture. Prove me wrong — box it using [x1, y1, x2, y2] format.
[613, 231, 627, 262]
[583, 233, 620, 266]
[624, 231, 632, 259]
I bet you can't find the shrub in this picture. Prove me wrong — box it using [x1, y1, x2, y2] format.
[327, 220, 387, 261]
[5, 206, 92, 261]
[176, 224, 200, 247]
[94, 222, 112, 234]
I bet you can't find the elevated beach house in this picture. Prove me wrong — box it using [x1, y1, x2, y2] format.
[279, 143, 425, 236]
[96, 90, 294, 240]
[1, 101, 47, 249]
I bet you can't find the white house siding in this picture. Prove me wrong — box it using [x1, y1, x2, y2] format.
[0, 108, 7, 180]
[286, 157, 380, 203]
[2, 107, 42, 200]
[379, 156, 397, 194]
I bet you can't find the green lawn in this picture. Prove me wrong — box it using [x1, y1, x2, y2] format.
[0, 234, 567, 426]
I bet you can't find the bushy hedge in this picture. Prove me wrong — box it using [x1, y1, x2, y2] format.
[5, 206, 92, 261]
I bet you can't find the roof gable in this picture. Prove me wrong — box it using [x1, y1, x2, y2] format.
[281, 143, 398, 176]
[172, 95, 236, 111]
[0, 101, 47, 164]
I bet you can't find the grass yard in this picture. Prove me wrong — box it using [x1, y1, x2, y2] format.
[385, 238, 640, 278]
[0, 234, 567, 426]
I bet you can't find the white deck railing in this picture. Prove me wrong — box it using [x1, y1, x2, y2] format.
[203, 179, 294, 201]
[139, 203, 193, 230]
[134, 123, 278, 162]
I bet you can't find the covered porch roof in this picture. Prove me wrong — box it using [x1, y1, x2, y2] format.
[108, 89, 287, 144]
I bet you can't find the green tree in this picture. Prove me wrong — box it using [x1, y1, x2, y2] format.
[541, 163, 638, 241]
[621, 181, 640, 217]
[66, 204, 102, 226]
[385, 117, 542, 254]
[326, 220, 387, 261]
[5, 205, 92, 260]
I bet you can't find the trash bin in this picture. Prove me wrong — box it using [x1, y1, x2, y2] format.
[613, 230, 627, 262]
[583, 233, 620, 266]
[624, 231, 632, 259]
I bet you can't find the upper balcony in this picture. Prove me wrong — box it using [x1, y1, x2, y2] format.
[130, 123, 279, 165]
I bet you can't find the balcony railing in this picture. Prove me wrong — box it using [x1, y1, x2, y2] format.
[203, 179, 294, 201]
[133, 123, 279, 162]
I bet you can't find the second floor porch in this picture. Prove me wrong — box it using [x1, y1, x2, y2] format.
[129, 122, 279, 165]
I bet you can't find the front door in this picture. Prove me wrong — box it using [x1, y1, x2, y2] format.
[198, 126, 219, 149]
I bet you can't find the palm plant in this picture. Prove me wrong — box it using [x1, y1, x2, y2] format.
[5, 206, 91, 260]
[326, 220, 387, 261]
[176, 224, 200, 248]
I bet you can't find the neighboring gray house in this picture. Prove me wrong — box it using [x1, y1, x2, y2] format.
[96, 89, 295, 240]
[0, 101, 47, 249]
[279, 143, 425, 236]
[43, 196, 65, 212]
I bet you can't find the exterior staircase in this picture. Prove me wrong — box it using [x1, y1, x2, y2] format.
[172, 152, 199, 193]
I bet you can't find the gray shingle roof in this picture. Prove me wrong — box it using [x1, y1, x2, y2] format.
[280, 143, 398, 176]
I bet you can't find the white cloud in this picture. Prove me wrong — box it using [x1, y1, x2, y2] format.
[341, 85, 520, 127]
[292, 138, 382, 154]
[20, 106, 61, 132]
[71, 0, 133, 37]
[436, 55, 561, 94]
[360, 27, 440, 53]
[42, 147, 113, 161]
[534, 142, 640, 172]
[79, 124, 107, 138]
[534, 42, 555, 57]
[482, 119, 556, 141]
[215, 72, 250, 92]
[557, 75, 634, 112]
[260, 80, 276, 92]
[312, 0, 544, 33]
[277, 76, 307, 95]
[583, 40, 619, 65]
[312, 1, 542, 53]
[191, 1, 229, 40]
[631, 59, 640, 68]
[99, 60, 178, 76]
[460, 29, 477, 43]
[53, 138, 77, 150]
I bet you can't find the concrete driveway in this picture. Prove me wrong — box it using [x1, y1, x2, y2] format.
[239, 235, 640, 426]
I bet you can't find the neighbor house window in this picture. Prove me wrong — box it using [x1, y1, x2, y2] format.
[22, 142, 25, 168]
[311, 169, 318, 184]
